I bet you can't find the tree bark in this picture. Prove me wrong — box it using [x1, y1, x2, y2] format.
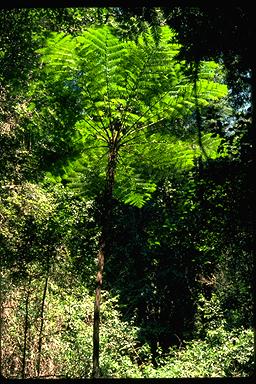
[21, 275, 31, 379]
[36, 269, 49, 377]
[92, 142, 117, 378]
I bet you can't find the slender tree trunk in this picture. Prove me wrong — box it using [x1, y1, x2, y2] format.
[21, 275, 31, 379]
[92, 142, 118, 378]
[36, 269, 49, 377]
[92, 242, 105, 379]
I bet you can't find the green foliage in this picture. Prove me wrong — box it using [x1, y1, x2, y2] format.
[194, 293, 227, 338]
[1, 264, 142, 378]
[140, 292, 253, 377]
[0, 8, 102, 185]
[2, 261, 253, 378]
[0, 182, 58, 272]
[36, 24, 228, 207]
[141, 327, 253, 377]
[0, 181, 97, 285]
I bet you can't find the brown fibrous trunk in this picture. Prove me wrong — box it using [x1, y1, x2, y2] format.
[92, 141, 118, 378]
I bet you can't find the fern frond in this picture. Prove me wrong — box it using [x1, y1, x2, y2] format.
[38, 24, 229, 206]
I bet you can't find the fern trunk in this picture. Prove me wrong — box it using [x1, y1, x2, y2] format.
[92, 142, 118, 378]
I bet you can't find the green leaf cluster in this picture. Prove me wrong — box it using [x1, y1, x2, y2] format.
[36, 24, 228, 207]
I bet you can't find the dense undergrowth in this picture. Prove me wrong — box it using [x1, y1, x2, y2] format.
[1, 265, 253, 378]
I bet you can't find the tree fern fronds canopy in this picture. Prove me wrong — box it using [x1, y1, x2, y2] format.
[37, 24, 228, 206]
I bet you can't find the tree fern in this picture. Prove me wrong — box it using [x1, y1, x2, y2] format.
[37, 24, 228, 205]
[36, 23, 230, 377]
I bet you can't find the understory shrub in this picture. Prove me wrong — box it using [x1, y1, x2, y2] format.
[1, 265, 142, 378]
[1, 270, 253, 378]
[141, 326, 253, 378]
[141, 292, 253, 378]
